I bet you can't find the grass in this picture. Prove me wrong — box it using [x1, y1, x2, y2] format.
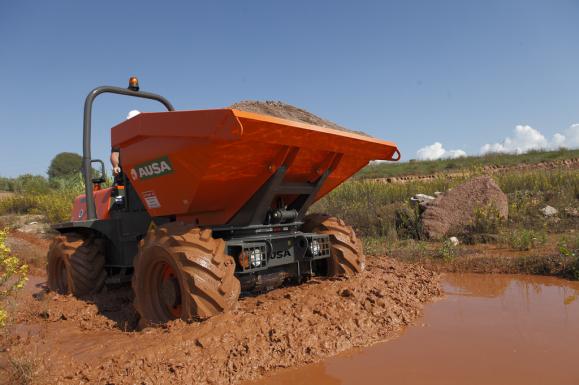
[503, 228, 547, 251]
[311, 176, 455, 237]
[312, 168, 578, 240]
[357, 148, 579, 179]
[363, 233, 579, 280]
[7, 353, 39, 385]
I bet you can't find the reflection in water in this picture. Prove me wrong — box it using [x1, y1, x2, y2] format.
[251, 363, 341, 385]
[249, 274, 579, 385]
[444, 273, 511, 298]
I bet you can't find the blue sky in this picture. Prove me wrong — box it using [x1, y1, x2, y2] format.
[1, 0, 578, 176]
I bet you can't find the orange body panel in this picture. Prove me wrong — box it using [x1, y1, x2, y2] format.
[110, 109, 399, 226]
[72, 188, 113, 221]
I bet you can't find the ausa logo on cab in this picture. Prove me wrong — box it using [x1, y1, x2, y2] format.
[131, 156, 174, 181]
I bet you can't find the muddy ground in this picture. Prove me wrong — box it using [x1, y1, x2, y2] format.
[0, 233, 440, 385]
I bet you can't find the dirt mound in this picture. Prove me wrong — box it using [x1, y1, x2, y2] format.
[2, 257, 440, 385]
[421, 176, 508, 240]
[230, 100, 369, 136]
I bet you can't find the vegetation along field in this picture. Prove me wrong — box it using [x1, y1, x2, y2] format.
[312, 148, 579, 279]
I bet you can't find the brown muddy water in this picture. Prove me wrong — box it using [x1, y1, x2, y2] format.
[248, 273, 579, 385]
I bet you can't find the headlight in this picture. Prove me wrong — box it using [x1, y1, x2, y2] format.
[310, 240, 321, 256]
[249, 248, 263, 268]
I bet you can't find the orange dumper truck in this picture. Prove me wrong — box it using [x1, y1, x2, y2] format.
[47, 77, 400, 324]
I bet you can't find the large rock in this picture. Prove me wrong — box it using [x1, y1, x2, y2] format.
[410, 193, 436, 212]
[420, 176, 508, 240]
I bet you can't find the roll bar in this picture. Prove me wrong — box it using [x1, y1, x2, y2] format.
[82, 78, 175, 220]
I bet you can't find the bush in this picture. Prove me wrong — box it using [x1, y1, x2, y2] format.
[47, 152, 82, 180]
[460, 204, 505, 244]
[0, 177, 15, 191]
[395, 204, 423, 240]
[504, 228, 547, 251]
[558, 235, 578, 258]
[435, 238, 457, 262]
[12, 174, 50, 195]
[0, 229, 28, 327]
[0, 173, 85, 223]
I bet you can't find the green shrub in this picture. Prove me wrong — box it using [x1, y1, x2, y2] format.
[395, 204, 423, 240]
[0, 177, 15, 192]
[557, 235, 578, 258]
[459, 205, 505, 244]
[556, 235, 579, 279]
[504, 228, 547, 251]
[435, 238, 457, 262]
[12, 174, 50, 195]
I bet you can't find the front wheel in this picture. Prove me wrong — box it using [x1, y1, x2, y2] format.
[132, 223, 240, 324]
[302, 214, 365, 276]
[47, 232, 106, 296]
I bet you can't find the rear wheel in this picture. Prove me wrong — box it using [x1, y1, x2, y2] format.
[132, 223, 240, 324]
[47, 233, 106, 296]
[302, 214, 365, 276]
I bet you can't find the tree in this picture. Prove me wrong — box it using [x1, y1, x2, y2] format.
[48, 152, 82, 180]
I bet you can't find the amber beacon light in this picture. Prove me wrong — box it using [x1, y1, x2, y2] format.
[128, 76, 140, 91]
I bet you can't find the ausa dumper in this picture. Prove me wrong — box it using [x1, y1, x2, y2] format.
[47, 77, 401, 324]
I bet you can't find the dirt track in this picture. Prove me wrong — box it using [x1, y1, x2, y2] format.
[2, 253, 439, 385]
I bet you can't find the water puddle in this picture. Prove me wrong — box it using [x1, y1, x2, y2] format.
[249, 273, 579, 385]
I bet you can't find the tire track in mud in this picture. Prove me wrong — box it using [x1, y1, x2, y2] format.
[6, 257, 440, 385]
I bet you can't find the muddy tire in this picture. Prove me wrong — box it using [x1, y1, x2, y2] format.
[47, 233, 107, 296]
[302, 214, 365, 276]
[132, 223, 241, 324]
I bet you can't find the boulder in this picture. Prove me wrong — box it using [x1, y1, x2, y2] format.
[410, 194, 436, 212]
[420, 176, 508, 240]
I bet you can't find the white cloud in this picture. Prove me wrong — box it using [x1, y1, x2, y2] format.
[416, 142, 467, 161]
[563, 124, 579, 147]
[126, 110, 141, 119]
[446, 149, 467, 158]
[552, 133, 566, 148]
[481, 123, 579, 154]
